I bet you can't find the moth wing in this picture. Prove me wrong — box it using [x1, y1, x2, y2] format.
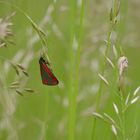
[39, 58, 59, 85]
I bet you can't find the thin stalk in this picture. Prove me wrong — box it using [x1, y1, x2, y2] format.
[75, 0, 85, 95]
[68, 1, 84, 140]
[116, 0, 128, 55]
[91, 28, 112, 140]
[91, 0, 124, 139]
[118, 90, 126, 140]
[68, 0, 77, 140]
[117, 0, 128, 139]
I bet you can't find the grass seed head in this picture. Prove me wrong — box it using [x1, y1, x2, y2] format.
[0, 12, 15, 46]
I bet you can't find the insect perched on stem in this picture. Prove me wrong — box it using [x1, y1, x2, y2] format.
[39, 56, 59, 86]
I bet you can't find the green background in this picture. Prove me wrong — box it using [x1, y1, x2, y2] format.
[0, 0, 140, 140]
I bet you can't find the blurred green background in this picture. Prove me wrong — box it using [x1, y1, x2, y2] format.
[0, 0, 140, 140]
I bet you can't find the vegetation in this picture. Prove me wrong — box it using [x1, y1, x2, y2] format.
[0, 0, 140, 140]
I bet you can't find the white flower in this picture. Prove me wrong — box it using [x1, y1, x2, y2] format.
[118, 56, 128, 77]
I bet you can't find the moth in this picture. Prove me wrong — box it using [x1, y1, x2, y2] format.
[39, 57, 59, 86]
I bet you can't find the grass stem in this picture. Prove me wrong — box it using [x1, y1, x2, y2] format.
[68, 1, 84, 140]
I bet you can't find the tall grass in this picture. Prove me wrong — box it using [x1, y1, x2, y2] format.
[92, 0, 140, 140]
[0, 2, 53, 139]
[91, 0, 120, 139]
[68, 0, 84, 140]
[0, 0, 140, 140]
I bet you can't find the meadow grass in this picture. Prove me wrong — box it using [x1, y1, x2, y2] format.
[0, 0, 140, 140]
[91, 0, 120, 139]
[68, 1, 84, 140]
[92, 0, 140, 140]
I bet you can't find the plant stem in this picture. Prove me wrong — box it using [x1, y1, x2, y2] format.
[118, 90, 125, 140]
[68, 0, 77, 140]
[68, 1, 84, 140]
[116, 0, 128, 138]
[91, 25, 112, 140]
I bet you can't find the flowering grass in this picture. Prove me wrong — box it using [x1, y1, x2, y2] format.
[0, 0, 140, 140]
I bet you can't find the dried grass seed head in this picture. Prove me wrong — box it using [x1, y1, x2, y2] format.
[0, 19, 12, 39]
[0, 12, 15, 46]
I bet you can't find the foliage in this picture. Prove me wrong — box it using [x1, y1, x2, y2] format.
[0, 0, 140, 140]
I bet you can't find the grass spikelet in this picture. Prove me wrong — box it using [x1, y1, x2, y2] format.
[92, 112, 104, 120]
[133, 86, 140, 97]
[15, 68, 20, 75]
[10, 62, 20, 75]
[0, 42, 6, 48]
[22, 70, 29, 77]
[131, 96, 140, 105]
[14, 68, 20, 76]
[9, 85, 19, 89]
[98, 74, 109, 86]
[110, 8, 113, 22]
[24, 88, 35, 93]
[9, 81, 20, 89]
[10, 81, 20, 86]
[106, 57, 115, 68]
[125, 92, 131, 105]
[113, 103, 119, 114]
[15, 89, 23, 96]
[17, 64, 25, 70]
[103, 113, 116, 125]
[111, 124, 117, 136]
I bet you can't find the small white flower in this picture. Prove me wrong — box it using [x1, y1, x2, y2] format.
[118, 56, 128, 77]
